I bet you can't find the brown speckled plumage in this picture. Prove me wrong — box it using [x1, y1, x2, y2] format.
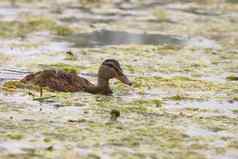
[21, 59, 132, 95]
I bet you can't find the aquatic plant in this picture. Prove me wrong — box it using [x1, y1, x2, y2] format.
[0, 16, 73, 37]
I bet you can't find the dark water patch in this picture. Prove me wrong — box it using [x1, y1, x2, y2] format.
[65, 6, 94, 13]
[168, 7, 223, 16]
[147, 19, 177, 24]
[60, 17, 116, 24]
[61, 15, 177, 26]
[226, 75, 238, 81]
[60, 11, 138, 24]
[226, 0, 238, 3]
[59, 30, 184, 48]
[116, 0, 171, 11]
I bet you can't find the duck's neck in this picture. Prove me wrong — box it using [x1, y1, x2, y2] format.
[85, 77, 112, 95]
[97, 77, 110, 88]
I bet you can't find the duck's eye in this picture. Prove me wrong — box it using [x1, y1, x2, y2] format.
[104, 63, 123, 76]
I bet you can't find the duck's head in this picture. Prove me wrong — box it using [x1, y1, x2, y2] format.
[98, 59, 132, 86]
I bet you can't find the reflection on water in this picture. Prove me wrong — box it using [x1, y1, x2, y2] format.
[60, 30, 185, 48]
[59, 29, 220, 49]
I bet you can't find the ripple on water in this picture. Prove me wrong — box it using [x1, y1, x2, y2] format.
[0, 39, 70, 57]
[166, 100, 238, 111]
[185, 36, 221, 49]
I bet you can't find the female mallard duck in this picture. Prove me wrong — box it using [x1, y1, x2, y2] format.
[21, 59, 132, 95]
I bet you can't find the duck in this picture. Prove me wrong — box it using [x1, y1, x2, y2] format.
[21, 59, 132, 95]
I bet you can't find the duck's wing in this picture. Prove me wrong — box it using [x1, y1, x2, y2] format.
[21, 70, 61, 90]
[21, 70, 55, 84]
[21, 70, 93, 92]
[57, 70, 94, 92]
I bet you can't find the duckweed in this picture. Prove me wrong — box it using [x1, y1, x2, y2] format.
[0, 16, 73, 38]
[2, 80, 43, 92]
[232, 109, 238, 114]
[1, 0, 238, 159]
[64, 51, 78, 61]
[165, 95, 202, 101]
[226, 75, 238, 81]
[153, 7, 169, 21]
[2, 80, 25, 92]
[131, 99, 163, 108]
[228, 140, 238, 149]
[133, 76, 220, 91]
[42, 63, 81, 74]
[0, 53, 11, 64]
[6, 132, 24, 140]
[166, 95, 186, 101]
[233, 97, 238, 101]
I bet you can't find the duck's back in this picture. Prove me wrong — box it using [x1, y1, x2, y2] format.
[21, 70, 93, 92]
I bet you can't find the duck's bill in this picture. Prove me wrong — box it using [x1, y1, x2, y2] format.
[116, 74, 132, 86]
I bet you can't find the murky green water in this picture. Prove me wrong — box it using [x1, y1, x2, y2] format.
[60, 30, 185, 47]
[0, 0, 238, 159]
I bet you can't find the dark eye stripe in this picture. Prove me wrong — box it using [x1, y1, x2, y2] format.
[104, 59, 118, 64]
[103, 63, 123, 75]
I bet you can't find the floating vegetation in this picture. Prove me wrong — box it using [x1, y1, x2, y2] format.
[153, 7, 169, 21]
[33, 95, 56, 102]
[165, 95, 195, 101]
[64, 51, 78, 61]
[226, 75, 238, 81]
[0, 16, 73, 38]
[110, 109, 120, 121]
[1, 80, 24, 92]
[79, 0, 110, 8]
[131, 99, 163, 108]
[0, 0, 238, 159]
[0, 53, 11, 64]
[233, 96, 238, 101]
[40, 63, 81, 74]
[227, 0, 238, 4]
[133, 76, 220, 91]
[6, 132, 24, 140]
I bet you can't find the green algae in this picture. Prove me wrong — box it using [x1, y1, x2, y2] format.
[133, 76, 220, 92]
[193, 115, 238, 135]
[233, 97, 238, 101]
[0, 43, 237, 159]
[232, 109, 238, 114]
[0, 16, 73, 38]
[226, 75, 238, 81]
[227, 140, 238, 149]
[2, 80, 25, 92]
[64, 51, 78, 61]
[165, 95, 199, 101]
[93, 96, 162, 114]
[2, 80, 45, 93]
[5, 132, 24, 140]
[130, 99, 163, 108]
[79, 0, 106, 8]
[0, 93, 235, 159]
[1, 0, 36, 3]
[153, 7, 169, 21]
[0, 53, 11, 64]
[0, 1, 238, 159]
[45, 63, 80, 74]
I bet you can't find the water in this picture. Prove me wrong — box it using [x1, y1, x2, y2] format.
[0, 0, 238, 158]
[60, 30, 185, 48]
